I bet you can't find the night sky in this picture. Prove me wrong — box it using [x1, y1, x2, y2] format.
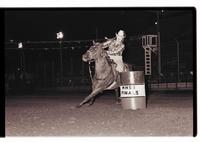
[4, 9, 152, 41]
[4, 8, 194, 42]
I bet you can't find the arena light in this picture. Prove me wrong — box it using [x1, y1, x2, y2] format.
[18, 42, 23, 48]
[56, 32, 64, 39]
[56, 31, 64, 85]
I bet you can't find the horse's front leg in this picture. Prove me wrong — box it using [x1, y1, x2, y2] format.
[115, 88, 121, 104]
[88, 97, 96, 106]
[77, 88, 102, 108]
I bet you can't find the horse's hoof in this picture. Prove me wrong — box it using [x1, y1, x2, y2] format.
[76, 105, 82, 108]
[116, 101, 121, 105]
[87, 102, 94, 106]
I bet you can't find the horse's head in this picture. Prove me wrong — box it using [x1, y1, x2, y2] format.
[82, 42, 107, 62]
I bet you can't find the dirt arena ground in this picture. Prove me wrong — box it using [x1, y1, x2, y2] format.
[5, 90, 194, 136]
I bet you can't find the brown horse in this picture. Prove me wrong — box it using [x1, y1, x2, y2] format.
[77, 42, 129, 107]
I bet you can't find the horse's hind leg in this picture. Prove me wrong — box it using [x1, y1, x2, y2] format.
[77, 88, 102, 108]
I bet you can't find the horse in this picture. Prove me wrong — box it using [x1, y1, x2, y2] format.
[77, 42, 130, 108]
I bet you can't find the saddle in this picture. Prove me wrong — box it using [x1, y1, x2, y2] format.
[105, 55, 119, 82]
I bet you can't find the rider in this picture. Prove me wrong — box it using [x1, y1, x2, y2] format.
[102, 30, 126, 72]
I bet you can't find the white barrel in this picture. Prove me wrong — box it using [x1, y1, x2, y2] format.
[120, 71, 146, 110]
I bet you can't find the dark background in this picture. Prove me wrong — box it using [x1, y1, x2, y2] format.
[4, 9, 194, 41]
[4, 8, 195, 90]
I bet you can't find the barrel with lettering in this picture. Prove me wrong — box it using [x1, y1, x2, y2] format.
[120, 71, 146, 110]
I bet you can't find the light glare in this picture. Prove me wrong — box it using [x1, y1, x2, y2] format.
[18, 42, 23, 48]
[56, 32, 64, 39]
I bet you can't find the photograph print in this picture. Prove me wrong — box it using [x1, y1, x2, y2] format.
[4, 8, 196, 136]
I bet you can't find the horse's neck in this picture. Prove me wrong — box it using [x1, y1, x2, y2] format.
[94, 57, 113, 79]
[95, 57, 110, 72]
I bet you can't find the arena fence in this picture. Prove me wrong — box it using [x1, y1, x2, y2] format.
[5, 39, 194, 92]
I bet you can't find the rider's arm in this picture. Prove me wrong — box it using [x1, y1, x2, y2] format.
[102, 40, 113, 48]
[107, 44, 125, 55]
